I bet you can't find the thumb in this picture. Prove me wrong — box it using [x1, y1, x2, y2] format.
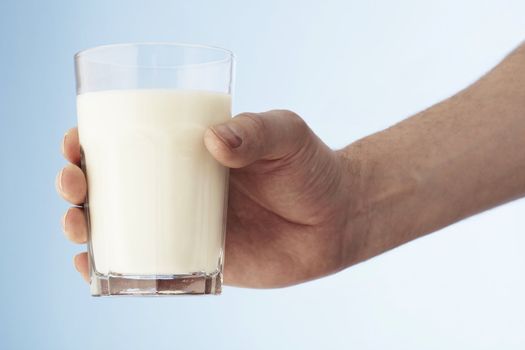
[204, 110, 311, 168]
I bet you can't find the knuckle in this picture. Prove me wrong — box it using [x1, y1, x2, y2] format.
[278, 109, 300, 120]
[275, 109, 308, 132]
[240, 112, 266, 132]
[238, 113, 268, 148]
[280, 110, 310, 139]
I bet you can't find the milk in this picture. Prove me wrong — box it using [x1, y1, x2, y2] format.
[77, 90, 230, 276]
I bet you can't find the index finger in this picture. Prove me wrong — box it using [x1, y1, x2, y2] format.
[62, 127, 81, 165]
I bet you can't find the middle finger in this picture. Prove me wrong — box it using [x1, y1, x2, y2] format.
[56, 163, 87, 205]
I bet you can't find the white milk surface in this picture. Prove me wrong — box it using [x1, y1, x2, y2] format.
[77, 89, 230, 275]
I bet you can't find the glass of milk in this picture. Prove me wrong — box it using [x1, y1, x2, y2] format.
[74, 43, 234, 296]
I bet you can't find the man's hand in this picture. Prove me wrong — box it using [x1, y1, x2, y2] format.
[57, 43, 525, 289]
[56, 110, 354, 288]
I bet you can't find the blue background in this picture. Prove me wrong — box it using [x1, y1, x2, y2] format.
[1, 1, 525, 349]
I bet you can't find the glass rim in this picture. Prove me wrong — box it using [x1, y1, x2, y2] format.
[74, 41, 235, 69]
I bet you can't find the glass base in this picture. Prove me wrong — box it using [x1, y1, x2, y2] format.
[90, 271, 222, 296]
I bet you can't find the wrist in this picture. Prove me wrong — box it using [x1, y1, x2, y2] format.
[336, 134, 422, 267]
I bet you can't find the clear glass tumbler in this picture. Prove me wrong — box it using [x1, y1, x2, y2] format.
[74, 43, 234, 296]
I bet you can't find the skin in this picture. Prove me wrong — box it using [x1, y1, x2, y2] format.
[56, 42, 525, 288]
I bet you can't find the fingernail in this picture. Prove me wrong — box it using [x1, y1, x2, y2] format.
[73, 255, 81, 272]
[56, 168, 64, 193]
[61, 209, 69, 233]
[211, 124, 242, 149]
[62, 131, 68, 155]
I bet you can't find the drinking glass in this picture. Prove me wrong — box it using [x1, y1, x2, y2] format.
[74, 42, 234, 296]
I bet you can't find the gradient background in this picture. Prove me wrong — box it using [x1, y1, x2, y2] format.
[1, 1, 525, 349]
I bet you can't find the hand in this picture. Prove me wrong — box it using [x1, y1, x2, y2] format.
[56, 110, 352, 288]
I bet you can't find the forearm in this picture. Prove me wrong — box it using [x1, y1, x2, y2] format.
[340, 43, 525, 265]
